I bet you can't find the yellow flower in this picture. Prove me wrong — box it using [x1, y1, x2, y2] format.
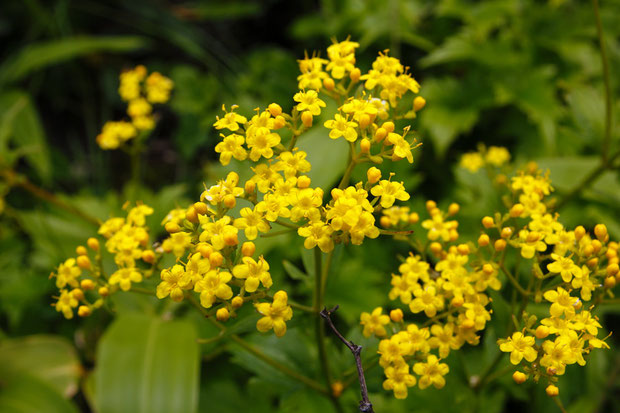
[383, 362, 416, 399]
[485, 146, 510, 167]
[215, 134, 247, 165]
[118, 65, 146, 101]
[232, 256, 272, 292]
[213, 105, 247, 131]
[518, 230, 547, 259]
[275, 150, 311, 178]
[96, 121, 136, 150]
[234, 207, 270, 240]
[370, 179, 410, 209]
[547, 253, 581, 283]
[324, 114, 358, 142]
[194, 269, 233, 308]
[162, 231, 192, 257]
[409, 285, 444, 317]
[499, 332, 538, 365]
[288, 187, 323, 222]
[388, 132, 415, 163]
[54, 289, 79, 319]
[413, 355, 449, 389]
[145, 72, 173, 103]
[246, 128, 281, 161]
[109, 267, 143, 291]
[255, 290, 293, 337]
[54, 258, 82, 289]
[199, 216, 238, 250]
[540, 335, 574, 375]
[298, 221, 334, 252]
[460, 152, 484, 172]
[429, 323, 463, 358]
[543, 287, 579, 317]
[157, 264, 191, 302]
[255, 193, 291, 222]
[360, 307, 390, 338]
[293, 90, 326, 116]
[325, 39, 359, 79]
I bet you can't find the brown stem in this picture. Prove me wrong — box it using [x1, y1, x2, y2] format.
[320, 305, 375, 413]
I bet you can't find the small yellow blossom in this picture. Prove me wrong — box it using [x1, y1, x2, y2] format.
[255, 290, 293, 337]
[360, 307, 390, 338]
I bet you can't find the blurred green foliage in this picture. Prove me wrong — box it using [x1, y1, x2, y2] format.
[1, 0, 619, 412]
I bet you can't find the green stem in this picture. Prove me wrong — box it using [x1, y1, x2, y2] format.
[313, 248, 343, 413]
[592, 0, 613, 164]
[9, 172, 100, 226]
[185, 294, 328, 395]
[320, 249, 335, 301]
[499, 262, 530, 297]
[552, 396, 568, 413]
[337, 144, 357, 190]
[128, 139, 142, 202]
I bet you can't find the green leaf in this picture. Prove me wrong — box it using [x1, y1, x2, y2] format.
[0, 335, 81, 398]
[0, 36, 148, 85]
[0, 372, 79, 413]
[94, 313, 200, 413]
[0, 90, 51, 182]
[296, 124, 349, 190]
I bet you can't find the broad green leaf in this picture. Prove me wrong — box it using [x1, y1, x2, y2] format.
[0, 90, 51, 182]
[0, 335, 81, 398]
[94, 313, 200, 413]
[0, 36, 148, 85]
[0, 371, 79, 413]
[296, 123, 349, 190]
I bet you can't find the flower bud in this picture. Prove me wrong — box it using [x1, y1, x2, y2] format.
[165, 222, 180, 233]
[478, 234, 490, 247]
[359, 114, 371, 129]
[374, 127, 387, 142]
[448, 203, 460, 216]
[494, 239, 506, 251]
[380, 216, 391, 228]
[390, 309, 403, 322]
[142, 250, 156, 264]
[451, 296, 464, 307]
[594, 224, 608, 241]
[430, 242, 443, 257]
[349, 68, 361, 82]
[223, 194, 236, 209]
[408, 212, 419, 224]
[76, 246, 88, 256]
[185, 206, 198, 223]
[209, 252, 224, 267]
[382, 121, 395, 133]
[413, 96, 426, 111]
[482, 216, 494, 229]
[77, 255, 91, 270]
[360, 138, 371, 153]
[241, 242, 256, 257]
[98, 286, 109, 297]
[194, 202, 208, 215]
[199, 244, 213, 258]
[501, 227, 513, 239]
[323, 78, 335, 91]
[591, 239, 603, 254]
[231, 296, 244, 309]
[78, 306, 92, 317]
[80, 279, 95, 290]
[509, 204, 524, 218]
[244, 180, 256, 194]
[301, 111, 313, 128]
[367, 167, 382, 184]
[224, 231, 238, 246]
[216, 307, 230, 322]
[331, 381, 344, 398]
[71, 288, 84, 301]
[574, 225, 586, 240]
[545, 385, 559, 397]
[512, 371, 526, 384]
[606, 263, 619, 277]
[457, 244, 470, 255]
[87, 237, 100, 251]
[604, 276, 616, 289]
[268, 103, 282, 117]
[297, 175, 311, 188]
[535, 325, 550, 339]
[273, 115, 286, 129]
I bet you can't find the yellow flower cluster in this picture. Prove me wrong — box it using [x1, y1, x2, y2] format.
[363, 201, 499, 399]
[50, 203, 158, 319]
[97, 66, 173, 149]
[476, 162, 616, 393]
[460, 145, 511, 172]
[153, 39, 424, 337]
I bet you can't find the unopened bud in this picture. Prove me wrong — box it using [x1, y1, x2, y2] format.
[478, 234, 490, 247]
[242, 242, 256, 257]
[268, 103, 282, 117]
[297, 175, 311, 188]
[349, 68, 361, 83]
[367, 167, 382, 184]
[80, 279, 95, 290]
[87, 237, 100, 251]
[360, 138, 371, 153]
[77, 255, 91, 270]
[413, 96, 426, 111]
[223, 194, 236, 209]
[78, 306, 92, 317]
[216, 307, 230, 322]
[482, 216, 494, 229]
[301, 111, 313, 128]
[323, 77, 335, 91]
[76, 246, 88, 256]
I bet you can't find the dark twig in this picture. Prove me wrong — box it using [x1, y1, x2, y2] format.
[320, 305, 375, 413]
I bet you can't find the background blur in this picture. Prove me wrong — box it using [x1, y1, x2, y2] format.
[1, 0, 619, 412]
